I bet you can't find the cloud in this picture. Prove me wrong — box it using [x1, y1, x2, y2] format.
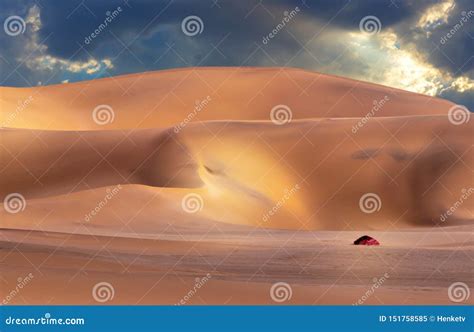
[396, 0, 474, 77]
[0, 0, 472, 109]
[25, 55, 113, 75]
[1, 3, 114, 85]
[254, 3, 473, 102]
[417, 0, 456, 31]
[24, 3, 41, 32]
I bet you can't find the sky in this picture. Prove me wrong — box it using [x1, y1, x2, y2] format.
[1, 0, 473, 110]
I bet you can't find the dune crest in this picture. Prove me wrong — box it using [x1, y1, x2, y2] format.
[1, 67, 455, 130]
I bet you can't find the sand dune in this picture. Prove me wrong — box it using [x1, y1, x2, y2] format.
[0, 67, 472, 305]
[1, 116, 472, 232]
[1, 67, 455, 130]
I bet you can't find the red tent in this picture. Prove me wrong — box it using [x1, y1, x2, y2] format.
[353, 235, 380, 246]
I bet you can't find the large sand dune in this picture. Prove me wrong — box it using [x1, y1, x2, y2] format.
[0, 67, 472, 305]
[1, 67, 454, 130]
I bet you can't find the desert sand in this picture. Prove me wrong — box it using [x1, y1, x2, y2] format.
[0, 67, 472, 305]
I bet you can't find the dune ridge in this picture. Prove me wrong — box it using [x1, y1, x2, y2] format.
[1, 67, 455, 130]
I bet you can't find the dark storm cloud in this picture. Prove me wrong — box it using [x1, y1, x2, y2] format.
[32, 0, 438, 61]
[36, 0, 207, 59]
[1, 0, 300, 81]
[394, 0, 474, 78]
[279, 0, 436, 28]
[440, 89, 474, 108]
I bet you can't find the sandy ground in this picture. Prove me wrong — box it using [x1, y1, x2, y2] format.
[1, 227, 472, 305]
[0, 67, 472, 305]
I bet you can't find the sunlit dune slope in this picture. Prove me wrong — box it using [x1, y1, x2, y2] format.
[0, 67, 455, 130]
[1, 115, 472, 232]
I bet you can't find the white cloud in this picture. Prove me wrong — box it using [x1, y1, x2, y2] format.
[259, 14, 473, 98]
[25, 4, 42, 32]
[25, 55, 113, 74]
[20, 5, 113, 78]
[417, 0, 456, 34]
